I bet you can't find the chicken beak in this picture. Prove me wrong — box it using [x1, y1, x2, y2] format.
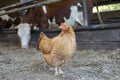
[59, 23, 64, 29]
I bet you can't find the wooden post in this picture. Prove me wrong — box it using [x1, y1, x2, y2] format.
[94, 1, 103, 25]
[0, 0, 62, 16]
[82, 0, 89, 27]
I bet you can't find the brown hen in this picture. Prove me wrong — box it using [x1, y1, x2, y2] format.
[39, 23, 76, 75]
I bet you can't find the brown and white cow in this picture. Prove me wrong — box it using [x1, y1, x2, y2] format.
[17, 0, 95, 49]
[36, 0, 84, 28]
[19, 0, 85, 28]
[0, 10, 20, 29]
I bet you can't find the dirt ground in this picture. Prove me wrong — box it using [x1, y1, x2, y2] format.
[0, 44, 120, 80]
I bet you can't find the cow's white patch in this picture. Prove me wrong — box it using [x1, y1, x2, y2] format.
[0, 15, 11, 21]
[16, 23, 31, 49]
[0, 10, 14, 21]
[42, 5, 47, 14]
[64, 5, 84, 26]
[77, 3, 82, 7]
[64, 17, 75, 26]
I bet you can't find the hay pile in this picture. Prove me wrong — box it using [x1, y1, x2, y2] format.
[0, 45, 120, 80]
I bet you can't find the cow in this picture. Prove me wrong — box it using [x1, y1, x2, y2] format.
[35, 0, 84, 28]
[19, 0, 85, 28]
[17, 0, 96, 49]
[0, 15, 13, 28]
[0, 10, 20, 29]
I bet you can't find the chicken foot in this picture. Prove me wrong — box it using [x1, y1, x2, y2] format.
[54, 66, 64, 75]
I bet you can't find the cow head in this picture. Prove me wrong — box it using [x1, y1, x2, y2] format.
[64, 3, 84, 27]
[16, 23, 31, 49]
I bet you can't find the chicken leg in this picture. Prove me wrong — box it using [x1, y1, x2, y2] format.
[55, 66, 64, 75]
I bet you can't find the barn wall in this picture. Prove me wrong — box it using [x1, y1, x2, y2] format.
[0, 28, 120, 50]
[76, 29, 120, 50]
[0, 33, 18, 47]
[42, 28, 120, 50]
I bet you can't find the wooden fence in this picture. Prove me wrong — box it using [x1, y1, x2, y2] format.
[0, 23, 120, 50]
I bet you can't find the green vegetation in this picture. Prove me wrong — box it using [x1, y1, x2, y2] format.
[93, 3, 120, 13]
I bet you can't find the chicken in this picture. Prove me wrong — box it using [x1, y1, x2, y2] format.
[38, 23, 76, 75]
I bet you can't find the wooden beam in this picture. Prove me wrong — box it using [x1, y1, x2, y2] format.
[94, 0, 103, 25]
[0, 0, 62, 16]
[0, 0, 34, 11]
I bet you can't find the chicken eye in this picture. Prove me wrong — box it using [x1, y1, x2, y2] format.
[62, 24, 66, 27]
